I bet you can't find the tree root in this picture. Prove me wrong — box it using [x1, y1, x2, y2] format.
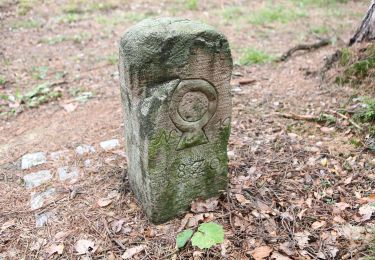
[277, 38, 332, 62]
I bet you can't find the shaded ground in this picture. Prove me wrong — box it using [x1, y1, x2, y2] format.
[1, 0, 374, 259]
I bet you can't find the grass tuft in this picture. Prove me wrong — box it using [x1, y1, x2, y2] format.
[239, 48, 275, 65]
[249, 5, 306, 25]
[355, 98, 375, 123]
[185, 0, 198, 10]
[220, 6, 243, 22]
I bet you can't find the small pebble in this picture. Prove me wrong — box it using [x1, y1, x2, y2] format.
[75, 144, 95, 155]
[30, 188, 56, 210]
[21, 152, 47, 170]
[100, 139, 120, 151]
[23, 170, 52, 189]
[57, 166, 79, 181]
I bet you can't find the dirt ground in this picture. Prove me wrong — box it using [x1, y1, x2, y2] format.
[1, 0, 375, 259]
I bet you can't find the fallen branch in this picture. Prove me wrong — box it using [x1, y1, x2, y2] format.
[277, 112, 318, 121]
[329, 110, 363, 131]
[278, 38, 332, 62]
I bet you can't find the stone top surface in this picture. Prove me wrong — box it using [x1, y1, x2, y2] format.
[119, 17, 231, 70]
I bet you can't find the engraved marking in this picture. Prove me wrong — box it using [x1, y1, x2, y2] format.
[210, 158, 220, 170]
[169, 79, 218, 151]
[177, 158, 205, 178]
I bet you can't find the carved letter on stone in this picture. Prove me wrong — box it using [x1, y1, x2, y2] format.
[119, 18, 233, 223]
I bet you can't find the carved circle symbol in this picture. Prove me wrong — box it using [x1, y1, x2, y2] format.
[169, 79, 218, 132]
[169, 79, 218, 150]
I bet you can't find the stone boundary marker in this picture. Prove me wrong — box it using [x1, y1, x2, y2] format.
[119, 18, 233, 223]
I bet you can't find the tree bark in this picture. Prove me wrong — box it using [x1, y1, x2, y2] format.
[349, 0, 375, 46]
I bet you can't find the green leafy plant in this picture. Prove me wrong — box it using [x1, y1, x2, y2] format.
[176, 229, 194, 249]
[176, 222, 224, 250]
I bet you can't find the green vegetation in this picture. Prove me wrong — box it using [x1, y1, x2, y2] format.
[311, 26, 330, 35]
[239, 48, 275, 65]
[11, 19, 42, 29]
[219, 6, 243, 22]
[22, 82, 62, 108]
[355, 98, 375, 123]
[0, 75, 5, 85]
[63, 0, 118, 14]
[185, 0, 198, 10]
[57, 13, 82, 24]
[176, 222, 224, 250]
[291, 0, 348, 7]
[96, 11, 153, 26]
[106, 53, 118, 65]
[317, 113, 336, 124]
[337, 57, 375, 85]
[249, 5, 306, 25]
[39, 33, 89, 45]
[17, 0, 35, 15]
[32, 66, 48, 80]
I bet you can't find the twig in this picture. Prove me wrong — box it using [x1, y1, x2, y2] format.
[278, 38, 332, 62]
[277, 112, 318, 121]
[330, 110, 363, 130]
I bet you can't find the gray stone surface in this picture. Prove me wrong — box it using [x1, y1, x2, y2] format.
[30, 188, 56, 210]
[119, 18, 232, 223]
[75, 144, 95, 155]
[21, 152, 47, 169]
[57, 166, 79, 181]
[100, 139, 120, 151]
[23, 170, 52, 189]
[50, 150, 69, 160]
[35, 212, 55, 227]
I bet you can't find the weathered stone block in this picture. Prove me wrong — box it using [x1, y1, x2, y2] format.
[119, 18, 232, 224]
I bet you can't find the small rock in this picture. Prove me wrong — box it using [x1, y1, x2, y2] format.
[100, 139, 120, 151]
[50, 150, 69, 161]
[23, 170, 52, 189]
[75, 144, 95, 155]
[227, 150, 235, 159]
[30, 188, 56, 210]
[84, 159, 91, 168]
[21, 152, 47, 170]
[35, 212, 55, 227]
[57, 166, 79, 181]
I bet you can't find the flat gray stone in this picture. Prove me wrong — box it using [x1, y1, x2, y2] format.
[119, 18, 232, 223]
[57, 166, 79, 181]
[23, 170, 52, 189]
[75, 144, 95, 155]
[84, 159, 91, 168]
[100, 139, 120, 151]
[50, 150, 69, 160]
[35, 211, 55, 227]
[30, 188, 56, 210]
[21, 152, 47, 169]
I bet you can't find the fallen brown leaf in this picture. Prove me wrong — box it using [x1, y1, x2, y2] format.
[251, 246, 273, 260]
[46, 243, 64, 256]
[191, 197, 218, 213]
[121, 245, 146, 259]
[312, 220, 326, 230]
[75, 239, 97, 255]
[97, 198, 112, 207]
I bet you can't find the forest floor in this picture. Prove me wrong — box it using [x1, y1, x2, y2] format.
[1, 0, 375, 259]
